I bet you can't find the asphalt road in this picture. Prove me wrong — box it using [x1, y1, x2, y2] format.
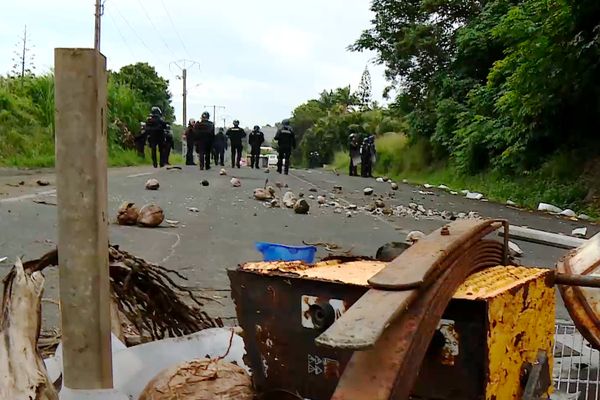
[0, 164, 597, 330]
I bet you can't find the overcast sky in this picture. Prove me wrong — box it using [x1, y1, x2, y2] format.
[0, 0, 386, 126]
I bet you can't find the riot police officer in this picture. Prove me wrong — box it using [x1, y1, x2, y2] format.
[226, 120, 246, 168]
[145, 106, 168, 168]
[164, 124, 174, 165]
[194, 111, 215, 170]
[213, 127, 227, 166]
[348, 133, 361, 176]
[134, 122, 147, 158]
[184, 119, 196, 165]
[274, 119, 296, 175]
[248, 125, 265, 169]
[361, 135, 376, 178]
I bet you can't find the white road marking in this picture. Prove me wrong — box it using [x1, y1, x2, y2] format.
[0, 189, 57, 203]
[127, 172, 154, 178]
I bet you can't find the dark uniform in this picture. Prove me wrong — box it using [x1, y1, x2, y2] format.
[146, 110, 168, 168]
[349, 134, 361, 176]
[226, 123, 246, 168]
[213, 128, 227, 166]
[274, 120, 296, 175]
[134, 123, 147, 158]
[184, 120, 196, 165]
[164, 125, 174, 165]
[361, 135, 376, 178]
[248, 126, 265, 169]
[194, 116, 215, 170]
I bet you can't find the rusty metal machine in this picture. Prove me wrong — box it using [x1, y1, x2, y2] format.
[229, 219, 600, 399]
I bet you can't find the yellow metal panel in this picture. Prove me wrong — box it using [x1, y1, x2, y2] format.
[484, 268, 555, 400]
[454, 266, 550, 300]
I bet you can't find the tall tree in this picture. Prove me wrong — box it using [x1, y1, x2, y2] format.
[11, 25, 35, 79]
[356, 66, 373, 110]
[112, 63, 174, 122]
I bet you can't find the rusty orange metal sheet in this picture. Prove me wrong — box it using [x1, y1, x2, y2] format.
[557, 233, 600, 349]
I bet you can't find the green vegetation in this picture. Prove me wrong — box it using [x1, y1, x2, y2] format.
[295, 0, 600, 212]
[0, 62, 175, 168]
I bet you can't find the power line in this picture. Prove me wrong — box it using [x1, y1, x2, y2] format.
[135, 0, 178, 59]
[159, 0, 191, 59]
[111, 2, 155, 57]
[106, 11, 136, 59]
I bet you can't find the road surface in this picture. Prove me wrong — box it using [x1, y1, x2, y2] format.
[0, 165, 596, 330]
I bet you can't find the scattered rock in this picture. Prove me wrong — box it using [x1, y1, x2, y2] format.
[284, 183, 289, 188]
[408, 203, 418, 210]
[294, 199, 310, 214]
[418, 191, 435, 196]
[254, 188, 273, 201]
[376, 242, 411, 261]
[467, 211, 480, 219]
[572, 227, 588, 238]
[560, 209, 577, 217]
[264, 168, 270, 173]
[165, 219, 179, 226]
[270, 199, 280, 208]
[137, 204, 165, 227]
[382, 207, 394, 216]
[460, 190, 469, 195]
[329, 193, 337, 199]
[231, 178, 241, 187]
[417, 205, 427, 214]
[391, 182, 399, 191]
[346, 211, 353, 218]
[309, 188, 318, 192]
[201, 180, 209, 187]
[438, 184, 449, 190]
[406, 231, 426, 244]
[308, 195, 315, 200]
[375, 199, 385, 209]
[441, 211, 454, 220]
[36, 180, 50, 186]
[334, 208, 343, 214]
[267, 186, 276, 196]
[376, 177, 385, 183]
[365, 203, 377, 212]
[578, 214, 591, 221]
[145, 178, 160, 190]
[402, 179, 408, 184]
[466, 192, 484, 200]
[117, 202, 139, 225]
[329, 201, 341, 208]
[506, 200, 517, 207]
[333, 185, 343, 191]
[317, 196, 326, 205]
[450, 191, 458, 195]
[424, 184, 434, 189]
[383, 176, 390, 182]
[283, 191, 298, 208]
[364, 187, 374, 196]
[457, 212, 467, 219]
[347, 204, 358, 210]
[508, 241, 524, 257]
[538, 202, 562, 214]
[219, 169, 227, 176]
[299, 193, 304, 198]
[188, 207, 199, 213]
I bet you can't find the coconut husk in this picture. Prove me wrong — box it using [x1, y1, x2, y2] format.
[145, 178, 160, 190]
[138, 359, 254, 400]
[137, 204, 164, 227]
[117, 202, 139, 226]
[254, 188, 273, 201]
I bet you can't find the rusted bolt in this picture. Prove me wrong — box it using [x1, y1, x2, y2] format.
[441, 226, 450, 236]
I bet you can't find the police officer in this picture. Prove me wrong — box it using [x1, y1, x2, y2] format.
[226, 120, 246, 168]
[164, 124, 174, 165]
[183, 119, 196, 165]
[348, 133, 361, 176]
[213, 127, 227, 166]
[248, 125, 265, 169]
[194, 111, 215, 170]
[134, 122, 147, 158]
[361, 135, 376, 178]
[146, 106, 168, 168]
[274, 119, 296, 175]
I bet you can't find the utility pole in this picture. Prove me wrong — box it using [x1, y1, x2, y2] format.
[94, 0, 103, 51]
[204, 105, 226, 125]
[170, 60, 200, 125]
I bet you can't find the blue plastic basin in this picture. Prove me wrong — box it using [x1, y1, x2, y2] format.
[255, 242, 317, 263]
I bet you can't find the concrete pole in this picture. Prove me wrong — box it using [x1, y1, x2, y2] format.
[94, 0, 102, 51]
[182, 68, 187, 126]
[54, 48, 113, 391]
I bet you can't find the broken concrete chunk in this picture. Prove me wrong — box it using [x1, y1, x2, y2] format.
[450, 191, 458, 195]
[465, 192, 484, 200]
[219, 169, 227, 176]
[375, 199, 385, 209]
[382, 207, 394, 216]
[424, 184, 434, 189]
[254, 188, 273, 201]
[460, 190, 469, 195]
[270, 198, 280, 208]
[538, 203, 563, 214]
[508, 241, 524, 257]
[376, 177, 384, 183]
[560, 209, 576, 217]
[283, 192, 298, 208]
[309, 188, 318, 192]
[294, 199, 310, 214]
[317, 196, 326, 205]
[117, 202, 139, 225]
[390, 182, 399, 190]
[406, 231, 425, 244]
[572, 227, 588, 238]
[36, 179, 50, 186]
[333, 185, 343, 191]
[145, 178, 160, 190]
[347, 204, 358, 210]
[438, 184, 449, 190]
[364, 187, 374, 196]
[506, 200, 517, 207]
[308, 195, 315, 200]
[365, 203, 377, 212]
[230, 178, 241, 187]
[137, 204, 165, 227]
[382, 176, 390, 182]
[578, 214, 591, 221]
[188, 207, 199, 213]
[417, 205, 427, 213]
[346, 211, 353, 218]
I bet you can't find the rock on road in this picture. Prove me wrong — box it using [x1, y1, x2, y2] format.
[0, 165, 596, 329]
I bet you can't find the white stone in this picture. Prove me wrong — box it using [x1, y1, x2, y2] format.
[538, 203, 563, 214]
[578, 214, 591, 221]
[560, 209, 577, 217]
[508, 241, 524, 257]
[391, 182, 399, 190]
[376, 177, 385, 183]
[572, 227, 588, 238]
[466, 192, 484, 200]
[450, 191, 458, 195]
[506, 200, 517, 206]
[317, 196, 327, 205]
[460, 190, 469, 195]
[424, 183, 434, 189]
[364, 187, 374, 195]
[283, 191, 298, 208]
[438, 184, 450, 190]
